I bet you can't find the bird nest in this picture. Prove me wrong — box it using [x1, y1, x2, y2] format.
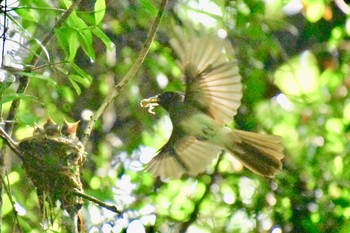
[18, 119, 86, 214]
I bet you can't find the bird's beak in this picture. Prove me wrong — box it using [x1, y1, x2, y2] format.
[140, 95, 160, 115]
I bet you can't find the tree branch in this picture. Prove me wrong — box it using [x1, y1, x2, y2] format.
[0, 174, 23, 233]
[0, 127, 23, 161]
[73, 189, 121, 214]
[81, 0, 168, 146]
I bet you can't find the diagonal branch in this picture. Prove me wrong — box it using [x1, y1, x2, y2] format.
[73, 189, 121, 214]
[0, 126, 23, 160]
[81, 0, 168, 146]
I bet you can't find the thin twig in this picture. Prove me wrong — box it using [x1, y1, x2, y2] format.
[73, 190, 121, 214]
[81, 0, 168, 146]
[0, 174, 23, 233]
[0, 126, 23, 160]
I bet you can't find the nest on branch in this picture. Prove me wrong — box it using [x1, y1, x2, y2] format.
[18, 119, 86, 215]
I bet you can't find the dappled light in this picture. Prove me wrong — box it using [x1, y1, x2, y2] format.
[0, 0, 350, 232]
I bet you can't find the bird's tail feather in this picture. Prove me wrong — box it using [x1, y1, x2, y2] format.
[226, 130, 284, 177]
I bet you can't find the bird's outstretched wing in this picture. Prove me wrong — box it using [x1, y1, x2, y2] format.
[170, 28, 242, 125]
[147, 133, 221, 179]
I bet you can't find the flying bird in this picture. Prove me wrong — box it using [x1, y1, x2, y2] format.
[141, 28, 284, 179]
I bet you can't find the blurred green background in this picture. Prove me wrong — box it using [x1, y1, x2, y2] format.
[1, 0, 350, 232]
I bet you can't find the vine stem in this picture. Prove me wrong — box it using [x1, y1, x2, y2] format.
[81, 0, 169, 146]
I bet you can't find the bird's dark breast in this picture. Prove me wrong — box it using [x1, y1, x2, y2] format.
[168, 103, 199, 125]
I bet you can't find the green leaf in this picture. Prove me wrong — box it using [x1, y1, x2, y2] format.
[92, 27, 114, 50]
[62, 0, 73, 8]
[274, 50, 320, 100]
[16, 72, 57, 86]
[65, 12, 96, 60]
[55, 27, 79, 61]
[15, 9, 39, 23]
[94, 0, 106, 25]
[68, 75, 82, 95]
[69, 74, 90, 88]
[0, 93, 38, 104]
[77, 29, 96, 61]
[7, 171, 20, 185]
[303, 0, 325, 23]
[58, 86, 75, 103]
[68, 31, 79, 61]
[2, 195, 13, 217]
[65, 9, 84, 29]
[55, 28, 69, 56]
[71, 64, 92, 87]
[140, 0, 157, 16]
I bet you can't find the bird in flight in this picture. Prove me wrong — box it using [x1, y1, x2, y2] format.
[141, 28, 284, 179]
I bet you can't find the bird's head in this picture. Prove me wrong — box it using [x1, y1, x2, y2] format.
[141, 91, 185, 114]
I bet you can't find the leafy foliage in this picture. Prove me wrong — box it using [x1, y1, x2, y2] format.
[1, 0, 350, 232]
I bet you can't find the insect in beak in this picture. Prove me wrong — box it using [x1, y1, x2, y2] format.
[140, 95, 159, 115]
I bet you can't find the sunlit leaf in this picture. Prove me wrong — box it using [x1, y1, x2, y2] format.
[71, 63, 92, 87]
[62, 0, 72, 8]
[274, 51, 320, 100]
[58, 86, 75, 103]
[16, 72, 57, 86]
[140, 0, 157, 16]
[325, 118, 344, 134]
[333, 156, 343, 177]
[15, 9, 39, 23]
[5, 0, 350, 232]
[94, 0, 106, 25]
[0, 93, 38, 104]
[303, 0, 325, 23]
[55, 27, 75, 60]
[92, 27, 114, 50]
[2, 195, 13, 217]
[7, 171, 20, 185]
[69, 73, 90, 89]
[329, 27, 345, 50]
[343, 103, 350, 123]
[65, 9, 96, 60]
[68, 75, 82, 95]
[77, 29, 96, 61]
[67, 30, 79, 61]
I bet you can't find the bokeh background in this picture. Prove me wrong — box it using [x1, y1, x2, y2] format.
[1, 0, 350, 232]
